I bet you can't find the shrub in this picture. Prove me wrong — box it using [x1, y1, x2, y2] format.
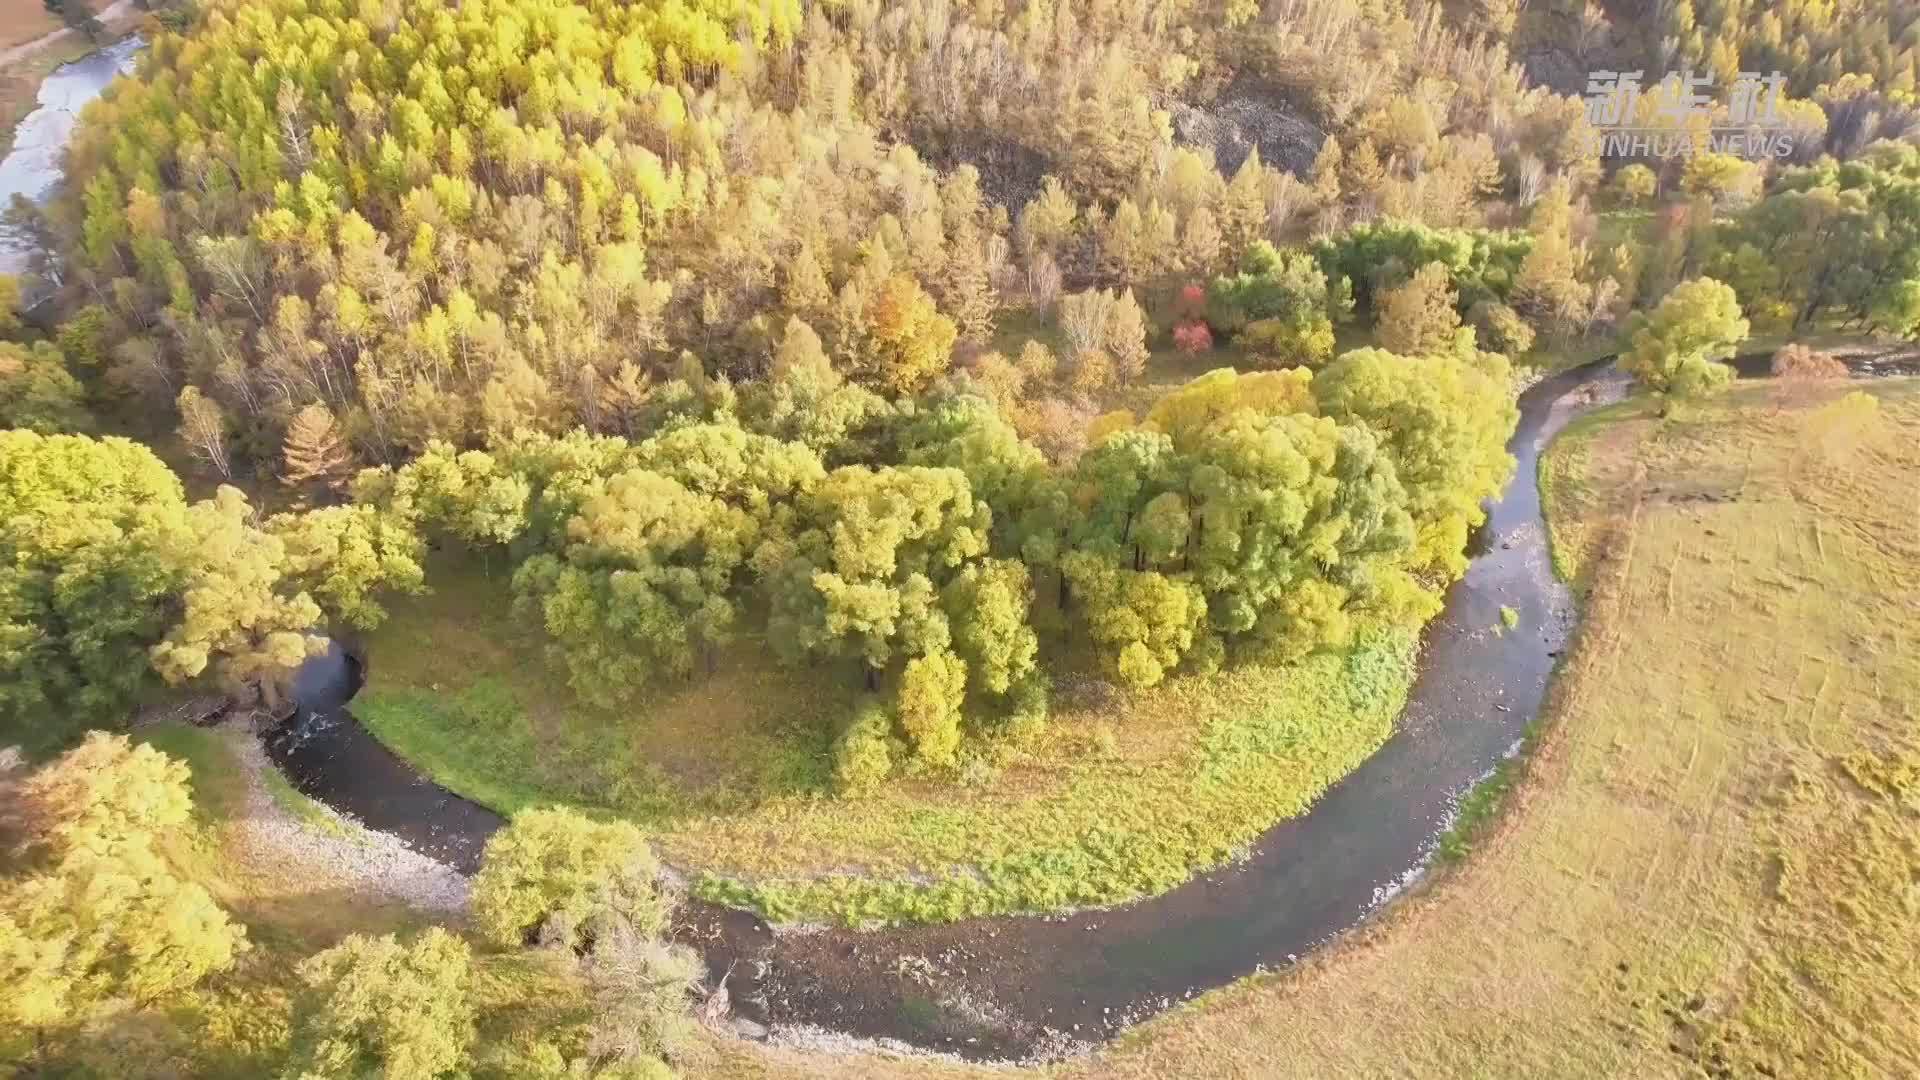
[832, 702, 895, 795]
[1466, 299, 1536, 356]
[1770, 343, 1847, 380]
[1172, 321, 1213, 354]
[287, 928, 474, 1080]
[1770, 343, 1849, 408]
[471, 807, 669, 950]
[1238, 316, 1335, 368]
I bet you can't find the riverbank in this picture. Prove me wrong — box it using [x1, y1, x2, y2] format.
[0, 2, 140, 159]
[354, 556, 1424, 928]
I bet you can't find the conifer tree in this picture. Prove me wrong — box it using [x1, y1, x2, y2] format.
[282, 403, 353, 502]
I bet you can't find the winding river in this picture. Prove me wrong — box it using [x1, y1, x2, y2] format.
[266, 360, 1636, 1058]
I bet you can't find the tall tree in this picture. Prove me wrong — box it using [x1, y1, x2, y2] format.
[1314, 348, 1518, 578]
[0, 433, 187, 743]
[282, 403, 354, 503]
[1376, 261, 1463, 356]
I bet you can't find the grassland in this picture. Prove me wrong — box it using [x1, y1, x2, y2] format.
[675, 376, 1920, 1077]
[357, 551, 1420, 926]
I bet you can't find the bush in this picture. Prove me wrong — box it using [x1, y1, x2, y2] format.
[1770, 343, 1847, 380]
[831, 702, 895, 795]
[471, 807, 669, 951]
[1172, 321, 1213, 354]
[1769, 343, 1849, 409]
[1238, 316, 1335, 368]
[287, 928, 474, 1080]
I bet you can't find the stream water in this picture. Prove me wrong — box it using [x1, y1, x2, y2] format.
[0, 35, 142, 275]
[264, 360, 1640, 1059]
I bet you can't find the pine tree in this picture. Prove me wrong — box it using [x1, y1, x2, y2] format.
[282, 403, 353, 501]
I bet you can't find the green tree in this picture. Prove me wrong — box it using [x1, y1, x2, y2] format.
[1138, 367, 1316, 450]
[892, 393, 1061, 564]
[1205, 242, 1346, 356]
[1712, 145, 1920, 334]
[149, 487, 327, 707]
[769, 465, 990, 684]
[1314, 348, 1518, 578]
[268, 505, 426, 630]
[830, 701, 895, 795]
[896, 648, 967, 766]
[285, 928, 475, 1080]
[1622, 277, 1749, 397]
[0, 342, 90, 433]
[471, 807, 669, 951]
[1184, 410, 1416, 663]
[1312, 220, 1531, 318]
[355, 443, 530, 547]
[941, 559, 1040, 700]
[0, 433, 188, 743]
[1060, 552, 1209, 688]
[512, 468, 751, 703]
[740, 318, 890, 456]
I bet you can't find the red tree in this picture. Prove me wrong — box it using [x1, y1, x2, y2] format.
[1172, 321, 1213, 355]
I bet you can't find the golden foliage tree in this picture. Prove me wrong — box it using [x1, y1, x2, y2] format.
[0, 735, 247, 1060]
[857, 274, 957, 396]
[281, 404, 354, 502]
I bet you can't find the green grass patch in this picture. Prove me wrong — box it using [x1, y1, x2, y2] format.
[1435, 759, 1518, 863]
[138, 723, 248, 826]
[360, 551, 1427, 926]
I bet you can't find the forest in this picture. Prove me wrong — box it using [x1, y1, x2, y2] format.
[3, 0, 1919, 1075]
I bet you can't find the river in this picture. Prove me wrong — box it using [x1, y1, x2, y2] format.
[0, 34, 143, 275]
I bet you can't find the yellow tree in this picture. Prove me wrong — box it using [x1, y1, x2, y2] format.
[1, 735, 247, 1062]
[856, 274, 957, 395]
